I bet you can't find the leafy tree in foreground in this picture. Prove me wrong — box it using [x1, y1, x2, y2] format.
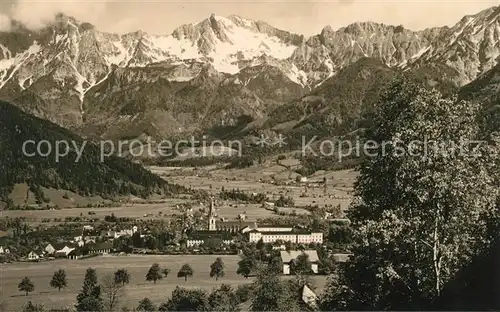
[208, 284, 239, 311]
[268, 253, 282, 273]
[236, 255, 256, 278]
[330, 78, 500, 310]
[318, 267, 351, 311]
[18, 277, 34, 296]
[250, 266, 295, 311]
[75, 268, 102, 312]
[235, 284, 253, 304]
[76, 296, 102, 312]
[159, 286, 209, 311]
[137, 298, 156, 312]
[50, 269, 68, 291]
[146, 263, 162, 284]
[177, 264, 194, 282]
[209, 257, 225, 281]
[114, 269, 130, 286]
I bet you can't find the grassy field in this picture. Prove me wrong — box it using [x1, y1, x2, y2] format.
[0, 255, 328, 311]
[1, 200, 189, 220]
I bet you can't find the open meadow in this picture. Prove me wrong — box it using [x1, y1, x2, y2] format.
[2, 201, 191, 221]
[0, 255, 328, 311]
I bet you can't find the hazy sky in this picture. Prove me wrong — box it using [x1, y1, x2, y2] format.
[1, 1, 500, 35]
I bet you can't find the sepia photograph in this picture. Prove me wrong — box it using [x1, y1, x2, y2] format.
[0, 0, 499, 311]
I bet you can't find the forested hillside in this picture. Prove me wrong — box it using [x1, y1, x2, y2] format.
[0, 101, 186, 205]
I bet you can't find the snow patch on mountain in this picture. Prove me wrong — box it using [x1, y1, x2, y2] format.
[208, 16, 296, 73]
[121, 14, 296, 75]
[148, 35, 201, 60]
[286, 64, 309, 87]
[0, 41, 41, 89]
[106, 40, 132, 66]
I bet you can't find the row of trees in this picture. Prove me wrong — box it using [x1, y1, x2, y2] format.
[146, 258, 224, 283]
[18, 258, 224, 298]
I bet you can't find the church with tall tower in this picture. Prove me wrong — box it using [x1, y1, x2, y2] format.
[208, 196, 217, 231]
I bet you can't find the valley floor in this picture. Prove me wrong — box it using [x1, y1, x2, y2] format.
[1, 164, 352, 310]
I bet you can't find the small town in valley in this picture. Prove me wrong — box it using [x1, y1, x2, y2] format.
[0, 167, 354, 310]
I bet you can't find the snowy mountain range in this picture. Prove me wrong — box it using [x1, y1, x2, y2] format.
[1, 6, 500, 140]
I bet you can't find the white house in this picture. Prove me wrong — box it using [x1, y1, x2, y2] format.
[45, 244, 56, 255]
[280, 250, 319, 275]
[55, 246, 75, 257]
[248, 230, 323, 245]
[249, 230, 297, 244]
[84, 237, 97, 245]
[28, 251, 40, 260]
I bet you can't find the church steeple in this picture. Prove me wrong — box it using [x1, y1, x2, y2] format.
[208, 196, 216, 231]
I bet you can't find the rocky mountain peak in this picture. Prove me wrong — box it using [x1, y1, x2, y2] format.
[2, 5, 500, 140]
[343, 21, 364, 35]
[409, 4, 500, 86]
[320, 26, 335, 42]
[48, 13, 96, 35]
